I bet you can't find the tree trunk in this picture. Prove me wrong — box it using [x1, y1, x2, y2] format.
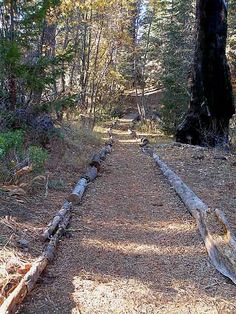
[176, 0, 235, 147]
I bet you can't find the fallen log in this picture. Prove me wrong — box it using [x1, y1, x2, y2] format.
[89, 154, 101, 171]
[41, 201, 72, 241]
[99, 147, 108, 160]
[140, 137, 149, 147]
[0, 133, 115, 313]
[153, 153, 207, 216]
[81, 166, 98, 182]
[67, 178, 87, 205]
[44, 213, 71, 261]
[107, 127, 112, 138]
[0, 214, 70, 314]
[152, 152, 236, 284]
[104, 144, 112, 153]
[105, 139, 113, 147]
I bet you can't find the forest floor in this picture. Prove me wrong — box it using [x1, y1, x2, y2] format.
[1, 119, 236, 313]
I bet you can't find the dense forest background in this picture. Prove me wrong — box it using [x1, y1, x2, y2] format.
[0, 0, 235, 179]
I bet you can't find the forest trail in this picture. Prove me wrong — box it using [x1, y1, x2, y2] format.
[21, 121, 236, 314]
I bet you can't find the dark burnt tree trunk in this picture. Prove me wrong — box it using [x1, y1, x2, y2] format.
[176, 0, 235, 147]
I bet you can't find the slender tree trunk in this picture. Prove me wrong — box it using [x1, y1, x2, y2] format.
[140, 10, 154, 120]
[176, 0, 235, 147]
[89, 26, 103, 115]
[8, 0, 16, 111]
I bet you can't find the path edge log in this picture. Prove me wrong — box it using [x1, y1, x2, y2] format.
[81, 166, 98, 182]
[152, 151, 236, 284]
[41, 201, 72, 241]
[67, 178, 87, 205]
[0, 214, 71, 314]
[1, 128, 115, 313]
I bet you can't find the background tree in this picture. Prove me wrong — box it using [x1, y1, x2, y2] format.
[176, 0, 235, 146]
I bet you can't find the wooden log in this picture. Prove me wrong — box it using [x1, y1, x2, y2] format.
[152, 152, 236, 284]
[0, 214, 70, 314]
[140, 137, 149, 147]
[107, 127, 112, 138]
[153, 153, 207, 216]
[41, 201, 72, 241]
[81, 166, 98, 182]
[104, 144, 112, 154]
[89, 154, 101, 171]
[105, 139, 113, 147]
[99, 147, 108, 160]
[67, 178, 87, 205]
[196, 208, 236, 284]
[0, 138, 115, 313]
[44, 213, 71, 261]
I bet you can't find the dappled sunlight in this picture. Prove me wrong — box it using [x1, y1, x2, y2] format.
[112, 129, 130, 136]
[94, 125, 109, 135]
[137, 131, 165, 138]
[71, 272, 157, 314]
[118, 139, 139, 144]
[71, 271, 226, 314]
[81, 238, 205, 256]
[83, 218, 197, 234]
[119, 118, 133, 123]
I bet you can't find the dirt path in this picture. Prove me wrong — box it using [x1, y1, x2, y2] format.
[21, 128, 236, 314]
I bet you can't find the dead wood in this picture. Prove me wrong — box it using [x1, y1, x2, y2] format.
[41, 201, 72, 241]
[152, 152, 236, 284]
[153, 153, 207, 216]
[44, 213, 71, 261]
[105, 139, 113, 147]
[104, 144, 112, 153]
[107, 127, 112, 138]
[89, 154, 101, 171]
[99, 147, 108, 160]
[140, 137, 149, 147]
[0, 214, 70, 314]
[67, 178, 87, 205]
[81, 166, 98, 182]
[0, 135, 115, 313]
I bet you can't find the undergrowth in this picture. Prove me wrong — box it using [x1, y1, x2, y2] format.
[58, 122, 102, 170]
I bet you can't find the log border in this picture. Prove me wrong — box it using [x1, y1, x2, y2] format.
[142, 146, 236, 284]
[0, 124, 115, 313]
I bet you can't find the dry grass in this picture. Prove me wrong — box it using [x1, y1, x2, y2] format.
[56, 122, 102, 170]
[0, 120, 103, 306]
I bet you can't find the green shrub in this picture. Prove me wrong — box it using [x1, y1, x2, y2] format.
[29, 146, 48, 172]
[0, 130, 24, 159]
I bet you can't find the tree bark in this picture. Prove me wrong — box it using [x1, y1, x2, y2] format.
[176, 0, 235, 147]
